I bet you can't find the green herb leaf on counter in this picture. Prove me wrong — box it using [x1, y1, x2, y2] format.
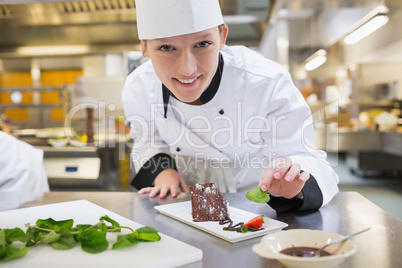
[76, 228, 109, 254]
[112, 233, 138, 250]
[134, 227, 161, 242]
[112, 226, 160, 249]
[0, 229, 5, 247]
[0, 228, 30, 263]
[222, 225, 263, 233]
[36, 218, 74, 233]
[100, 215, 121, 232]
[246, 186, 270, 203]
[42, 230, 61, 244]
[25, 227, 41, 247]
[0, 215, 161, 263]
[3, 228, 27, 244]
[50, 234, 75, 250]
[0, 244, 30, 262]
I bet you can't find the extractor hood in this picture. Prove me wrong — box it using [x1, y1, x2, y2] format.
[257, 0, 394, 66]
[0, 0, 274, 58]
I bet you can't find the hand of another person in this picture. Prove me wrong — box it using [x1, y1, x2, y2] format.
[137, 169, 189, 198]
[258, 157, 309, 199]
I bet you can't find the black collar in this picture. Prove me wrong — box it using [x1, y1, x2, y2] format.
[162, 53, 224, 118]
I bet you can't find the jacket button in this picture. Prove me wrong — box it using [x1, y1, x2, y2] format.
[219, 109, 224, 115]
[176, 147, 181, 152]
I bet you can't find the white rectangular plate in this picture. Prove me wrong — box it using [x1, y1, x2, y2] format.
[0, 200, 202, 268]
[154, 201, 288, 243]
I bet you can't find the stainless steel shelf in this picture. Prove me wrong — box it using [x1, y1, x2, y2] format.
[0, 86, 62, 92]
[0, 104, 63, 108]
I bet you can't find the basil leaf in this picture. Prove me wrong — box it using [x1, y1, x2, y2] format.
[135, 227, 161, 242]
[0, 245, 30, 262]
[246, 186, 270, 203]
[36, 218, 74, 233]
[112, 233, 138, 250]
[77, 228, 108, 254]
[100, 215, 121, 232]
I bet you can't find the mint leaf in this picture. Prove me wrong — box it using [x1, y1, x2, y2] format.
[25, 227, 41, 247]
[43, 231, 61, 244]
[135, 227, 161, 242]
[97, 223, 108, 236]
[77, 228, 108, 254]
[112, 227, 160, 249]
[4, 228, 27, 244]
[2, 216, 161, 262]
[100, 215, 121, 232]
[36, 218, 74, 233]
[75, 224, 92, 232]
[0, 230, 6, 247]
[50, 234, 75, 250]
[246, 186, 270, 203]
[0, 245, 30, 262]
[112, 233, 138, 250]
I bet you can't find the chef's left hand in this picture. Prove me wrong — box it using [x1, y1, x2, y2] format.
[258, 157, 309, 199]
[137, 169, 189, 199]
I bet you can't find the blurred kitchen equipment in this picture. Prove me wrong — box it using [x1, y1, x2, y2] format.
[86, 107, 94, 145]
[47, 138, 68, 148]
[375, 81, 397, 100]
[375, 111, 398, 131]
[42, 146, 102, 188]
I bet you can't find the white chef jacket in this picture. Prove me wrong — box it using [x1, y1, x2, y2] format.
[122, 45, 339, 207]
[0, 131, 50, 192]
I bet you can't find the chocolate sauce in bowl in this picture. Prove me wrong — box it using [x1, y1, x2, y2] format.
[280, 246, 333, 257]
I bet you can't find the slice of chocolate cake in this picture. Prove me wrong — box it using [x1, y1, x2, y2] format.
[190, 183, 230, 222]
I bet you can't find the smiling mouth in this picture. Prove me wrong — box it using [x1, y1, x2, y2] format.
[176, 76, 199, 84]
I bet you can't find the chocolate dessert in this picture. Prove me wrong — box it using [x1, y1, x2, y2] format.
[190, 183, 230, 222]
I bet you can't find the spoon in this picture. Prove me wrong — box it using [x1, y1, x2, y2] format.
[313, 227, 371, 257]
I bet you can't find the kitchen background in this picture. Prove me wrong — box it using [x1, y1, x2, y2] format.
[0, 0, 401, 219]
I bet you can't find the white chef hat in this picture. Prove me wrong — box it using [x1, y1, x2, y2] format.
[135, 0, 224, 40]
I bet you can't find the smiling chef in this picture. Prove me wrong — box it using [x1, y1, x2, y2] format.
[122, 0, 339, 212]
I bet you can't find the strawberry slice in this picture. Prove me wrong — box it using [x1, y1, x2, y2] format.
[243, 215, 264, 229]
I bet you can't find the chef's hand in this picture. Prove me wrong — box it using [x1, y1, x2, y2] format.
[137, 169, 189, 199]
[259, 157, 309, 199]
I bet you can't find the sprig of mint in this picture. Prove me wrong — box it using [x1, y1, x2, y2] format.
[0, 215, 161, 263]
[223, 225, 263, 233]
[246, 186, 270, 203]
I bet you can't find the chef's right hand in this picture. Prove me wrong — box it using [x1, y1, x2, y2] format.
[137, 169, 189, 198]
[259, 157, 309, 199]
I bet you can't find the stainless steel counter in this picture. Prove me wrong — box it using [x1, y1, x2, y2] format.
[2, 191, 401, 268]
[382, 132, 402, 156]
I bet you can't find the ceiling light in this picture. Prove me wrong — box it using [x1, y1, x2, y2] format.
[305, 49, 327, 71]
[345, 15, 389, 44]
[344, 5, 389, 45]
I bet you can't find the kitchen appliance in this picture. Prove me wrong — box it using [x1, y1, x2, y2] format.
[41, 146, 103, 188]
[375, 81, 397, 100]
